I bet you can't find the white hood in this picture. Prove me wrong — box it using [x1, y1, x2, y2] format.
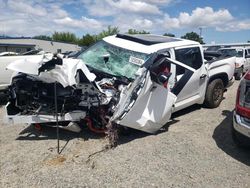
[7, 54, 96, 87]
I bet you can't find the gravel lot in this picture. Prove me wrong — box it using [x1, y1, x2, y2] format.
[0, 81, 249, 188]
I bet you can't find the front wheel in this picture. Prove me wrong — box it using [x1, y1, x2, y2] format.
[204, 79, 224, 108]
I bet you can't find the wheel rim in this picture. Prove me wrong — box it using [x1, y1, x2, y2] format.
[213, 84, 223, 103]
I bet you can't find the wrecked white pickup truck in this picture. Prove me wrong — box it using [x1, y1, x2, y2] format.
[4, 34, 235, 138]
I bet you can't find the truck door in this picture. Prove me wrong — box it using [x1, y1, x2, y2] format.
[111, 54, 194, 133]
[172, 46, 208, 110]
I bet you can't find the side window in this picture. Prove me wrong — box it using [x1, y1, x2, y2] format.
[175, 47, 203, 75]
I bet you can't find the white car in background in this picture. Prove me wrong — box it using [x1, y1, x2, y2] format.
[218, 47, 250, 80]
[0, 52, 19, 56]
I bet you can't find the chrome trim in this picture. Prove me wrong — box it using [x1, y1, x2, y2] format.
[233, 111, 250, 138]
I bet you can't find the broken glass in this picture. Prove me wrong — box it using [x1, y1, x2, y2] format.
[78, 41, 149, 79]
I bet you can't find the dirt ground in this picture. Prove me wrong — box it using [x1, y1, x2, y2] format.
[0, 81, 249, 188]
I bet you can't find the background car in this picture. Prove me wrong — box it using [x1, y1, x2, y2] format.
[217, 47, 250, 80]
[0, 52, 19, 56]
[232, 70, 250, 147]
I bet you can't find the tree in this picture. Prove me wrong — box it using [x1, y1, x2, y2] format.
[163, 33, 175, 37]
[78, 34, 96, 47]
[96, 26, 119, 40]
[33, 35, 52, 40]
[127, 29, 150, 34]
[52, 31, 78, 43]
[181, 32, 204, 44]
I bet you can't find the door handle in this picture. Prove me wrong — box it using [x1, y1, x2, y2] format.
[200, 74, 207, 79]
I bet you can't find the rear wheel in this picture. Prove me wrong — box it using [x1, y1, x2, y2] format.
[204, 79, 224, 108]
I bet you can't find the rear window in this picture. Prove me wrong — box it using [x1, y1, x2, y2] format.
[175, 47, 203, 75]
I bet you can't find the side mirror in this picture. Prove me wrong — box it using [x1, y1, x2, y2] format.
[157, 72, 172, 85]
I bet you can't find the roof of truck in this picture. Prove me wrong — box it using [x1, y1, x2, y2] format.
[103, 34, 200, 54]
[116, 34, 182, 45]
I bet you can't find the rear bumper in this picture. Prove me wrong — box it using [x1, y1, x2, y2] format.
[233, 111, 250, 139]
[4, 102, 86, 125]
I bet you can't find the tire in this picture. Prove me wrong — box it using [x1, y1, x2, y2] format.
[0, 92, 8, 105]
[204, 79, 224, 108]
[232, 125, 250, 148]
[235, 67, 243, 80]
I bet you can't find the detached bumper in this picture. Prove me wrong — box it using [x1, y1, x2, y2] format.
[233, 111, 250, 139]
[4, 103, 86, 125]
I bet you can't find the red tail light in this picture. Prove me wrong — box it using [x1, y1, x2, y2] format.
[236, 71, 250, 119]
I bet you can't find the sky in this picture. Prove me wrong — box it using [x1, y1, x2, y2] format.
[0, 0, 249, 44]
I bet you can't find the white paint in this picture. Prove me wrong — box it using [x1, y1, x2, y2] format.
[6, 55, 96, 87]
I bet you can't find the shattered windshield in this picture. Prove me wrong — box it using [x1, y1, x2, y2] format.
[78, 40, 149, 79]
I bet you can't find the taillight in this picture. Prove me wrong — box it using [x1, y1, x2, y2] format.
[236, 71, 250, 119]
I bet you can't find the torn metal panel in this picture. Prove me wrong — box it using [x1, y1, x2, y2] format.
[7, 55, 96, 87]
[112, 70, 176, 133]
[6, 54, 53, 75]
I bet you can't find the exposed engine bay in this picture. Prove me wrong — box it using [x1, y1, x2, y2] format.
[6, 55, 131, 134]
[8, 73, 128, 115]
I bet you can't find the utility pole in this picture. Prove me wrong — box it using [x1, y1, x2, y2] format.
[199, 27, 203, 38]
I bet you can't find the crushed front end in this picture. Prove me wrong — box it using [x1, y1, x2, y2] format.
[5, 54, 129, 133]
[5, 38, 177, 139]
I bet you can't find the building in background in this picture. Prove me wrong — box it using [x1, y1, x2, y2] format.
[0, 37, 81, 53]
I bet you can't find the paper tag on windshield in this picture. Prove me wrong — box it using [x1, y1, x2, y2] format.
[129, 56, 145, 66]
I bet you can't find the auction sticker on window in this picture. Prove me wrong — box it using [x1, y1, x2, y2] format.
[129, 56, 145, 66]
